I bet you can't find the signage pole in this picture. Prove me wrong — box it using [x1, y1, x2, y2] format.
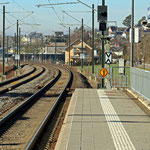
[101, 0, 105, 88]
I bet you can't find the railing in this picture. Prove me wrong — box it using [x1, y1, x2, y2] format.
[130, 67, 150, 101]
[111, 66, 130, 88]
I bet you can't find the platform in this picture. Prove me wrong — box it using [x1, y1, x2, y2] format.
[55, 89, 150, 150]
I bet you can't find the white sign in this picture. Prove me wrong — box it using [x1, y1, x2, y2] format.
[148, 7, 150, 20]
[94, 50, 97, 57]
[15, 54, 20, 60]
[129, 27, 141, 43]
[80, 53, 85, 59]
[105, 52, 112, 64]
[119, 59, 125, 74]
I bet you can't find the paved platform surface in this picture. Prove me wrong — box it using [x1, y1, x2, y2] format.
[55, 89, 150, 150]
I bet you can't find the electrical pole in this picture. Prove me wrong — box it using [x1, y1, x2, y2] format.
[16, 20, 19, 68]
[131, 0, 134, 67]
[81, 18, 84, 69]
[55, 37, 57, 63]
[2, 5, 5, 75]
[19, 28, 21, 67]
[14, 33, 16, 64]
[101, 0, 105, 88]
[69, 27, 71, 66]
[7, 36, 8, 63]
[41, 37, 43, 63]
[92, 4, 94, 74]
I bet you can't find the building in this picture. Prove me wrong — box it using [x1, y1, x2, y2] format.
[65, 39, 92, 65]
[54, 32, 64, 38]
[44, 42, 66, 54]
[108, 26, 117, 38]
[29, 32, 43, 42]
[121, 32, 128, 39]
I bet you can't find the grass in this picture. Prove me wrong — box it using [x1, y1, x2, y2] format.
[73, 64, 131, 87]
[74, 63, 119, 76]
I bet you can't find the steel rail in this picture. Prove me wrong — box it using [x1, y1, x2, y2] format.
[25, 67, 73, 150]
[0, 64, 35, 87]
[0, 67, 45, 95]
[0, 68, 60, 127]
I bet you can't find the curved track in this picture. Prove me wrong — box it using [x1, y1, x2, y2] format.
[0, 66, 72, 150]
[0, 65, 45, 95]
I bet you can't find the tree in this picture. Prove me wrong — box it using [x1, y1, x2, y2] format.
[137, 16, 146, 26]
[122, 15, 131, 27]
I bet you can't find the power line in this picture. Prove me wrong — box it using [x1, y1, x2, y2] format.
[5, 12, 34, 30]
[77, 0, 97, 11]
[62, 11, 91, 29]
[63, 11, 91, 13]
[59, 23, 81, 26]
[36, 2, 79, 7]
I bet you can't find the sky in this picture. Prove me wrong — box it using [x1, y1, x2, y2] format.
[0, 0, 150, 36]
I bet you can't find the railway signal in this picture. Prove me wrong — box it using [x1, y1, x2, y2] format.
[99, 21, 106, 31]
[97, 5, 107, 22]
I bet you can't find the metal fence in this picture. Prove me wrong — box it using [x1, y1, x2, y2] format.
[130, 67, 150, 101]
[111, 67, 130, 88]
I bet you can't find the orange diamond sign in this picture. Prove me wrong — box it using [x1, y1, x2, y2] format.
[100, 68, 108, 77]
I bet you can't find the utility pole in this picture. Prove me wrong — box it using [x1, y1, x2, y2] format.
[19, 28, 21, 67]
[131, 0, 134, 67]
[14, 33, 16, 64]
[2, 5, 5, 75]
[69, 27, 71, 66]
[92, 4, 95, 74]
[41, 37, 43, 63]
[101, 0, 105, 88]
[16, 20, 19, 68]
[81, 18, 84, 69]
[55, 37, 57, 63]
[7, 36, 8, 63]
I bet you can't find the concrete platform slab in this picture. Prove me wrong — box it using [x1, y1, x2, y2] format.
[55, 89, 150, 150]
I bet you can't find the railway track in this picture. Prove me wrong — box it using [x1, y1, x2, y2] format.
[0, 64, 55, 120]
[0, 66, 73, 150]
[0, 64, 27, 84]
[0, 65, 45, 95]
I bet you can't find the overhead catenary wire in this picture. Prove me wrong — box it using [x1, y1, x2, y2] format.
[36, 2, 80, 7]
[62, 11, 91, 29]
[3, 0, 39, 32]
[63, 11, 91, 13]
[47, 0, 67, 28]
